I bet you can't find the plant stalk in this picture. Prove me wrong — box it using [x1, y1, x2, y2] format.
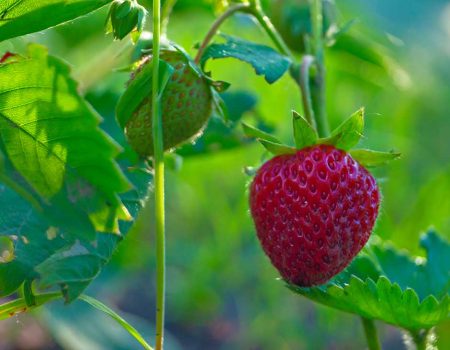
[162, 0, 178, 34]
[0, 292, 62, 321]
[194, 1, 295, 65]
[249, 1, 293, 59]
[194, 3, 250, 64]
[361, 317, 382, 350]
[297, 55, 316, 128]
[310, 0, 330, 137]
[151, 1, 166, 349]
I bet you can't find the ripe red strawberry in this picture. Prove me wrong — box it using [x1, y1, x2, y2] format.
[249, 144, 380, 286]
[125, 50, 213, 157]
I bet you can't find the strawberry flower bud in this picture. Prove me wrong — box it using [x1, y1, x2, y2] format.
[107, 0, 147, 42]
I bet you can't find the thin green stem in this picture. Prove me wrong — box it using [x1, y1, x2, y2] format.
[311, 0, 322, 58]
[151, 1, 166, 350]
[0, 292, 61, 321]
[297, 55, 316, 128]
[194, 1, 294, 65]
[310, 0, 330, 137]
[194, 3, 250, 64]
[249, 2, 293, 59]
[361, 318, 382, 350]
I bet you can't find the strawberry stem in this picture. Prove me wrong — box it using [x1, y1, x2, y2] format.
[297, 55, 317, 129]
[249, 1, 293, 59]
[162, 0, 177, 34]
[361, 317, 381, 350]
[194, 3, 250, 64]
[310, 0, 330, 137]
[151, 1, 166, 349]
[195, 1, 295, 65]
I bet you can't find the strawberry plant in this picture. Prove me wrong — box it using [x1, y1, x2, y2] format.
[0, 0, 448, 349]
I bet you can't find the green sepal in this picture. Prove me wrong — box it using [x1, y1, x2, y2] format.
[350, 149, 401, 167]
[171, 43, 230, 94]
[292, 110, 318, 149]
[115, 0, 133, 19]
[208, 79, 231, 93]
[116, 59, 174, 130]
[22, 280, 36, 307]
[212, 90, 229, 123]
[242, 123, 281, 144]
[320, 107, 364, 150]
[131, 5, 147, 44]
[258, 140, 297, 156]
[107, 0, 147, 41]
[171, 43, 204, 77]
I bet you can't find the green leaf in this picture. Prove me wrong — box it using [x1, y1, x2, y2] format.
[115, 0, 132, 19]
[0, 46, 153, 301]
[242, 123, 281, 144]
[321, 108, 364, 150]
[0, 44, 131, 233]
[0, 157, 152, 301]
[116, 59, 174, 129]
[289, 231, 450, 330]
[350, 149, 401, 167]
[330, 33, 411, 89]
[258, 139, 296, 156]
[79, 295, 154, 350]
[292, 110, 318, 149]
[222, 91, 258, 123]
[200, 34, 292, 84]
[0, 0, 112, 42]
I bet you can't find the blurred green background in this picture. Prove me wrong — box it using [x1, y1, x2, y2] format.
[1, 0, 449, 349]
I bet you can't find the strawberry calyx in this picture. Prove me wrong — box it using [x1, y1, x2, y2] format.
[242, 108, 401, 169]
[117, 44, 229, 132]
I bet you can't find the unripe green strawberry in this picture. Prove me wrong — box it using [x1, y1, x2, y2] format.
[125, 50, 213, 157]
